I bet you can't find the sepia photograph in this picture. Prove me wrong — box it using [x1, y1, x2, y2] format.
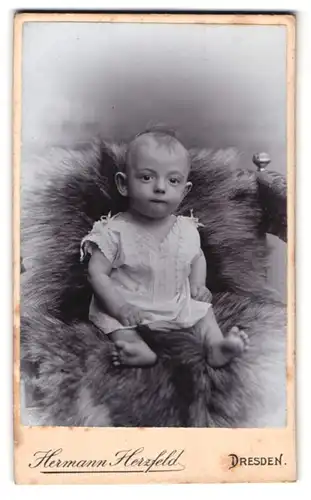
[14, 12, 295, 484]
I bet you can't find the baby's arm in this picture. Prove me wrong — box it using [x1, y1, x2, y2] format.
[189, 250, 212, 303]
[88, 248, 149, 327]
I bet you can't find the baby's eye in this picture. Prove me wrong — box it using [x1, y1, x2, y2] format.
[169, 177, 181, 185]
[141, 175, 152, 181]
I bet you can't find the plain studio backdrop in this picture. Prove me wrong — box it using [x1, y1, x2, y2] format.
[21, 21, 287, 299]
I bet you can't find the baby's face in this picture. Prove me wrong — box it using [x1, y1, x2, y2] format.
[125, 138, 191, 219]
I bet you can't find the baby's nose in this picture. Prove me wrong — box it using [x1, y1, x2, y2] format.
[154, 179, 166, 193]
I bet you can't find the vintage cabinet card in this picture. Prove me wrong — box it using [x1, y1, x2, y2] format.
[13, 12, 296, 484]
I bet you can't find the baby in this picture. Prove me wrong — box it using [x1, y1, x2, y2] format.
[80, 128, 249, 367]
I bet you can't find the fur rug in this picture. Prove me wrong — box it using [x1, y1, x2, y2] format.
[21, 141, 287, 427]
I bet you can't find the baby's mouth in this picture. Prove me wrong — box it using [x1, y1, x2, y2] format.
[150, 199, 167, 204]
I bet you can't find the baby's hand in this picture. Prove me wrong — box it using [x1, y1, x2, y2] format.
[191, 284, 212, 303]
[116, 303, 150, 327]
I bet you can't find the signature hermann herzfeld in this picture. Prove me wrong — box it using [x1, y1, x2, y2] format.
[28, 447, 186, 474]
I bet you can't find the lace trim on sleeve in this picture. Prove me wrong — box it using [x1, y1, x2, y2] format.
[80, 212, 117, 263]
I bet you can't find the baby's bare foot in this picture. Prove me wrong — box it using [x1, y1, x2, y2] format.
[208, 326, 249, 368]
[112, 340, 157, 367]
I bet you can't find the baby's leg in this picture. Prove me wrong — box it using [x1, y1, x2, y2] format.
[110, 329, 157, 367]
[194, 308, 249, 367]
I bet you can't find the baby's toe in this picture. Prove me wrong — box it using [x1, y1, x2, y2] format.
[229, 326, 239, 336]
[240, 331, 250, 346]
[238, 331, 250, 352]
[111, 351, 121, 365]
[111, 345, 122, 365]
[115, 340, 128, 353]
[244, 334, 250, 345]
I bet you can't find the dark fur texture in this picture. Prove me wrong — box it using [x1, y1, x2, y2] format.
[21, 141, 287, 427]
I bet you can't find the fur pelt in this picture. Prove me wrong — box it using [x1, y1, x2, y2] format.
[21, 141, 287, 427]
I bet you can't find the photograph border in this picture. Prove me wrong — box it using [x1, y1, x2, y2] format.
[13, 11, 296, 484]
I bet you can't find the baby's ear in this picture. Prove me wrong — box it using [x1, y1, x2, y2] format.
[183, 181, 192, 199]
[115, 172, 128, 197]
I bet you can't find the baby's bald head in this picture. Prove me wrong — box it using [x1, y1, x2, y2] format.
[126, 127, 190, 174]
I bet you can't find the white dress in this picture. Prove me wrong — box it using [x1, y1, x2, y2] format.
[80, 212, 210, 334]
